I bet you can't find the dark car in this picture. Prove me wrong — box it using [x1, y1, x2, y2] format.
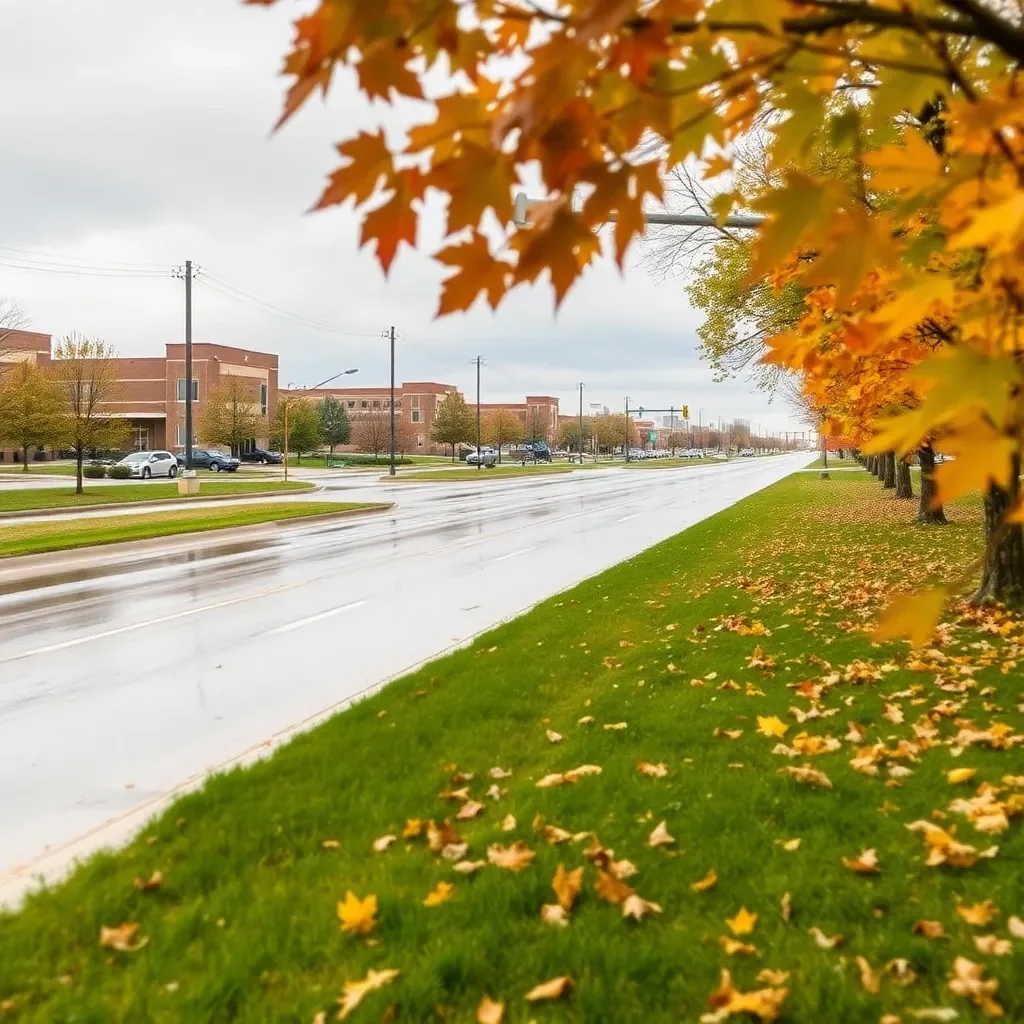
[239, 447, 283, 465]
[519, 440, 552, 463]
[176, 449, 240, 472]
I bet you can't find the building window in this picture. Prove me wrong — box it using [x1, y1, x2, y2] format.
[373, 400, 381, 409]
[175, 424, 197, 447]
[260, 383, 268, 416]
[361, 400, 368, 409]
[132, 426, 150, 450]
[416, 434, 424, 447]
[347, 401, 355, 409]
[411, 409, 421, 423]
[176, 378, 199, 402]
[411, 396, 420, 409]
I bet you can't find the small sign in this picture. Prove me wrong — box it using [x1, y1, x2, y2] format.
[648, 431, 657, 443]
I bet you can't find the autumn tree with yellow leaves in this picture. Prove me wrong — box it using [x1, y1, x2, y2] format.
[251, 0, 1024, 617]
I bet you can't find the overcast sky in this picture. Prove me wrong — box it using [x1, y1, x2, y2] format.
[0, 0, 808, 437]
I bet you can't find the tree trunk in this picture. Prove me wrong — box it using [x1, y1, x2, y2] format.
[75, 448, 84, 495]
[895, 458, 914, 499]
[882, 451, 896, 489]
[917, 445, 947, 524]
[972, 457, 1024, 606]
[21, 445, 29, 472]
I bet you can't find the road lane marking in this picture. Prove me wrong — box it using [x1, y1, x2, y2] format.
[266, 600, 367, 635]
[616, 513, 640, 523]
[490, 547, 533, 563]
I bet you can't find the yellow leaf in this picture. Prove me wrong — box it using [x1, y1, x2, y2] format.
[855, 955, 880, 994]
[864, 130, 944, 193]
[595, 869, 635, 905]
[952, 191, 1024, 254]
[808, 926, 843, 949]
[720, 935, 758, 956]
[546, 729, 563, 744]
[780, 838, 801, 852]
[501, 814, 517, 832]
[372, 833, 397, 853]
[622, 893, 663, 921]
[337, 968, 399, 1020]
[948, 768, 978, 785]
[604, 721, 628, 731]
[525, 976, 573, 1002]
[477, 995, 505, 1024]
[725, 907, 757, 936]
[777, 764, 833, 788]
[637, 760, 668, 777]
[757, 715, 789, 739]
[322, 839, 342, 850]
[402, 819, 423, 839]
[691, 869, 718, 893]
[552, 864, 583, 911]
[486, 841, 535, 872]
[648, 820, 675, 848]
[914, 920, 946, 939]
[99, 922, 147, 952]
[423, 881, 454, 907]
[337, 891, 378, 935]
[704, 968, 789, 1022]
[453, 859, 486, 874]
[974, 934, 1012, 956]
[756, 969, 790, 985]
[947, 956, 1004, 1016]
[842, 848, 880, 874]
[874, 588, 948, 649]
[934, 421, 1016, 504]
[456, 800, 484, 821]
[958, 900, 999, 927]
[132, 870, 163, 892]
[703, 153, 732, 179]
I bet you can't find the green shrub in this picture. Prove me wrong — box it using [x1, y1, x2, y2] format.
[82, 463, 108, 479]
[342, 454, 413, 466]
[107, 464, 132, 479]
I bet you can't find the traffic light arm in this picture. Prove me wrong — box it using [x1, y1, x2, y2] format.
[513, 192, 764, 230]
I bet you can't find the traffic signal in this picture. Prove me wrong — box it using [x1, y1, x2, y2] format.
[682, 405, 689, 419]
[638, 406, 644, 417]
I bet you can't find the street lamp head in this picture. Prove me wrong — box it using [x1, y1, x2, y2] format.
[344, 368, 359, 375]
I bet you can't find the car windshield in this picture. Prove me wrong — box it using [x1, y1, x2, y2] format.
[122, 453, 148, 462]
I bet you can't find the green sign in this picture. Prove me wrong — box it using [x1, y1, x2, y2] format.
[648, 431, 657, 443]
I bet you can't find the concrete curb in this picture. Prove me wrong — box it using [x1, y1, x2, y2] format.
[0, 503, 393, 586]
[0, 484, 320, 520]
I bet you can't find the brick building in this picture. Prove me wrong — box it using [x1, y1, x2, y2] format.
[1, 329, 558, 460]
[0, 330, 277, 461]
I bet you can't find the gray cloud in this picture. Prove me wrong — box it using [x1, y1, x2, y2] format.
[0, 0, 806, 436]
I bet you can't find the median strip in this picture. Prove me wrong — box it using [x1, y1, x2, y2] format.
[0, 501, 386, 559]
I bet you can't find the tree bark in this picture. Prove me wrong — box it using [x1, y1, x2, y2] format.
[917, 445, 947, 524]
[972, 456, 1024, 606]
[75, 447, 84, 495]
[895, 458, 914, 499]
[21, 445, 29, 472]
[882, 450, 896, 489]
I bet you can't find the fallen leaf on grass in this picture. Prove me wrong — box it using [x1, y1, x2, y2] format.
[133, 870, 163, 891]
[957, 900, 998, 927]
[947, 768, 977, 785]
[439, 787, 471, 802]
[883, 703, 905, 725]
[756, 970, 790, 986]
[578, 715, 595, 725]
[1008, 915, 1024, 938]
[948, 956, 1003, 1016]
[427, 820, 462, 853]
[974, 934, 1012, 956]
[604, 721, 628, 731]
[842, 848, 880, 874]
[440, 842, 469, 861]
[808, 926, 843, 949]
[373, 834, 397, 853]
[488, 766, 512, 779]
[501, 814, 516, 831]
[779, 838, 801, 852]
[746, 647, 776, 671]
[487, 841, 535, 872]
[914, 920, 946, 939]
[525, 976, 573, 1002]
[322, 839, 342, 850]
[720, 936, 758, 956]
[757, 716, 789, 738]
[726, 907, 757, 936]
[648, 820, 675, 847]
[691, 869, 718, 892]
[907, 820, 998, 868]
[553, 864, 583, 910]
[546, 729, 563, 744]
[541, 903, 569, 927]
[623, 893, 662, 921]
[780, 892, 792, 922]
[885, 958, 919, 986]
[337, 892, 378, 935]
[855, 956, 880, 994]
[423, 881, 454, 907]
[777, 764, 833, 788]
[714, 728, 744, 740]
[453, 859, 486, 874]
[485, 784, 505, 801]
[476, 995, 504, 1024]
[595, 869, 635, 905]
[701, 968, 788, 1023]
[637, 761, 668, 777]
[456, 800, 484, 821]
[99, 922, 148, 952]
[874, 587, 948, 649]
[402, 819, 423, 838]
[337, 968, 399, 1020]
[542, 824, 572, 845]
[909, 1010, 959, 1022]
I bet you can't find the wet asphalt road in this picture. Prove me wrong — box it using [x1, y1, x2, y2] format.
[0, 455, 807, 902]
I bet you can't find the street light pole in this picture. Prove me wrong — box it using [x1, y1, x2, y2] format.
[577, 382, 585, 465]
[624, 396, 630, 462]
[388, 326, 396, 477]
[282, 367, 358, 483]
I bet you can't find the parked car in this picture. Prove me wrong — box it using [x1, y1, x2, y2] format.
[466, 447, 499, 467]
[240, 447, 283, 465]
[175, 449, 241, 472]
[518, 440, 552, 463]
[740, 447, 755, 457]
[117, 450, 179, 479]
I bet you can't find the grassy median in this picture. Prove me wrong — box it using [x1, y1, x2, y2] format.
[0, 501, 382, 558]
[0, 481, 314, 514]
[390, 464, 579, 481]
[2, 472, 1021, 1022]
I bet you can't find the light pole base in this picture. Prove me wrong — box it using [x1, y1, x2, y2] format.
[819, 471, 831, 480]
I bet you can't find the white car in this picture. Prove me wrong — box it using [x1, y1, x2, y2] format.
[466, 447, 498, 467]
[118, 450, 179, 479]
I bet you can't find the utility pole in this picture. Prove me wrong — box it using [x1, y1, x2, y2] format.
[283, 399, 290, 483]
[577, 382, 585, 464]
[184, 259, 193, 472]
[624, 397, 630, 462]
[389, 326, 396, 477]
[473, 356, 483, 469]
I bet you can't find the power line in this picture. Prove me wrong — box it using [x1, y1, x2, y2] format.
[197, 270, 380, 339]
[0, 245, 175, 274]
[0, 256, 173, 279]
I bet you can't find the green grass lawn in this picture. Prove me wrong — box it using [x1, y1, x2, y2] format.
[0, 463, 80, 476]
[0, 480, 314, 514]
[2, 471, 1021, 1022]
[625, 456, 723, 469]
[285, 454, 449, 468]
[0, 501, 382, 558]
[391, 464, 580, 482]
